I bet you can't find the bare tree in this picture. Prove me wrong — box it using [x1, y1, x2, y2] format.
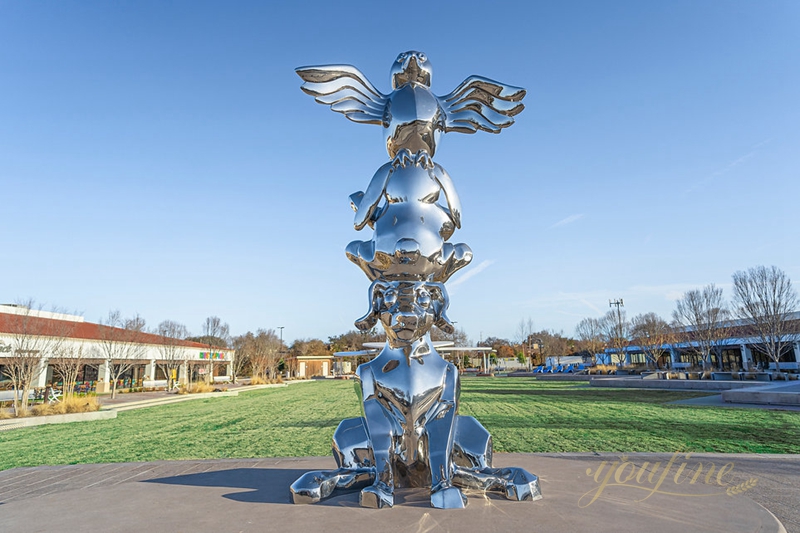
[154, 320, 189, 389]
[575, 317, 605, 364]
[194, 316, 230, 383]
[672, 284, 729, 370]
[630, 312, 673, 369]
[49, 337, 87, 399]
[201, 316, 230, 343]
[97, 311, 147, 399]
[732, 265, 800, 372]
[289, 338, 330, 358]
[0, 301, 60, 415]
[241, 329, 283, 380]
[600, 309, 630, 364]
[530, 329, 570, 366]
[478, 337, 515, 366]
[231, 334, 251, 383]
[515, 318, 535, 370]
[328, 328, 385, 367]
[430, 326, 469, 346]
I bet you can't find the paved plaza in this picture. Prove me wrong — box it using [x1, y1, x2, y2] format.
[1, 453, 797, 533]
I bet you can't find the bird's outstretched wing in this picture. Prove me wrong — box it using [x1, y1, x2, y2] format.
[296, 65, 388, 125]
[439, 75, 526, 134]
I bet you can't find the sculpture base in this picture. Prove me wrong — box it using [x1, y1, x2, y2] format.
[0, 455, 785, 533]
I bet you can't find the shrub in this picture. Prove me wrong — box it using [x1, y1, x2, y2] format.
[594, 364, 617, 375]
[250, 376, 284, 385]
[179, 382, 215, 394]
[28, 396, 101, 417]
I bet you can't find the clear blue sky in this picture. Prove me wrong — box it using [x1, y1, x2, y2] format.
[1, 1, 799, 344]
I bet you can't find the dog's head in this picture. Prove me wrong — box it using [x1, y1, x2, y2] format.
[355, 280, 453, 347]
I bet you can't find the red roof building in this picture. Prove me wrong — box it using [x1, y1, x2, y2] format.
[0, 305, 234, 391]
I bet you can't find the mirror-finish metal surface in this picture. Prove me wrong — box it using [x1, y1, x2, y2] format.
[296, 50, 526, 159]
[290, 52, 540, 509]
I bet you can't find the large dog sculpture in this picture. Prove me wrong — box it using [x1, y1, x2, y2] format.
[291, 280, 541, 508]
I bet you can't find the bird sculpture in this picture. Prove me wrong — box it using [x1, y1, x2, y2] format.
[296, 50, 526, 159]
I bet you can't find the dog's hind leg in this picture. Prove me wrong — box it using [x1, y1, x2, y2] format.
[359, 398, 397, 508]
[426, 364, 467, 509]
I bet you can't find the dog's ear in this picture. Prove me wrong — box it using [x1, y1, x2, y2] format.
[426, 282, 455, 333]
[355, 281, 388, 331]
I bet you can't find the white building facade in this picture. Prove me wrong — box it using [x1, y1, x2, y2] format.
[0, 305, 234, 391]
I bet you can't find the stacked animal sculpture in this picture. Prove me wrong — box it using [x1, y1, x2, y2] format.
[290, 51, 542, 509]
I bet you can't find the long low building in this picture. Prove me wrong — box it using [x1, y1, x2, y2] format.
[599, 336, 800, 371]
[0, 305, 234, 392]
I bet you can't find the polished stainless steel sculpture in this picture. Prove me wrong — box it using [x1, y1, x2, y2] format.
[291, 51, 541, 509]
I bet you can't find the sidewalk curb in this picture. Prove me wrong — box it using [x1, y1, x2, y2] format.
[0, 410, 117, 431]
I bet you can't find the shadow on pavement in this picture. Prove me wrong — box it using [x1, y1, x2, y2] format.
[144, 467, 366, 507]
[143, 467, 438, 508]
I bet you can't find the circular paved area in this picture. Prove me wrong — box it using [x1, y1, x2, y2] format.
[0, 453, 796, 533]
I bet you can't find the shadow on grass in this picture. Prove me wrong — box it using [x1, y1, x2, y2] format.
[144, 467, 362, 506]
[280, 418, 348, 429]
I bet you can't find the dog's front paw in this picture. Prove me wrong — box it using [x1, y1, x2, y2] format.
[503, 468, 542, 501]
[360, 483, 394, 509]
[431, 485, 467, 509]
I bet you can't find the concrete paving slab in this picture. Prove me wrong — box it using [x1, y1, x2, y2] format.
[670, 394, 800, 411]
[723, 382, 800, 406]
[590, 377, 771, 391]
[0, 453, 794, 533]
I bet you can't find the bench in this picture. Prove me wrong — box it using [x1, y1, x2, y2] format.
[0, 390, 23, 402]
[142, 379, 169, 389]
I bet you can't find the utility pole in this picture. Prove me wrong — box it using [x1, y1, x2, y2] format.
[609, 299, 624, 364]
[528, 335, 533, 370]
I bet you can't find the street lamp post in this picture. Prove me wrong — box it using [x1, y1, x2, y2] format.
[277, 326, 285, 377]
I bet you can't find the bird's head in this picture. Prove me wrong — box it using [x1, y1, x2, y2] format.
[391, 51, 432, 89]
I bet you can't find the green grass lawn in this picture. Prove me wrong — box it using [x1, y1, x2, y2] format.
[1, 378, 798, 471]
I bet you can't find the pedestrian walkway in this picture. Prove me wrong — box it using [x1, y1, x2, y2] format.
[0, 453, 795, 533]
[96, 381, 278, 410]
[0, 382, 299, 431]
